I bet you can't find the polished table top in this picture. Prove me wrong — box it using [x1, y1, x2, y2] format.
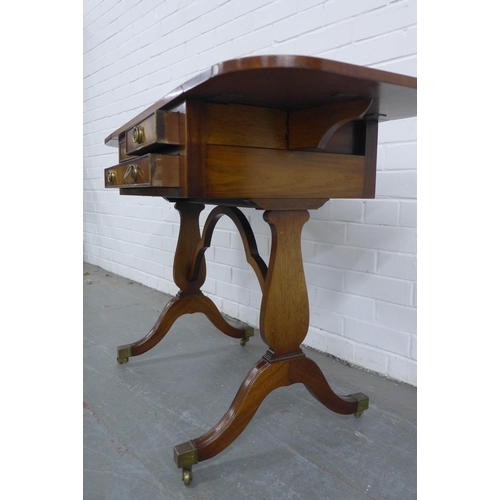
[104, 56, 416, 208]
[105, 55, 416, 146]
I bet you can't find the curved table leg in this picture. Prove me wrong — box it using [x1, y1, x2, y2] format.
[117, 292, 253, 364]
[289, 356, 369, 417]
[173, 354, 368, 478]
[117, 201, 255, 364]
[173, 209, 368, 484]
[193, 293, 254, 343]
[173, 358, 290, 469]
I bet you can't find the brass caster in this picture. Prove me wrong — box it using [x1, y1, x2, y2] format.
[351, 392, 369, 418]
[174, 440, 198, 486]
[182, 467, 192, 486]
[116, 345, 132, 365]
[240, 328, 254, 346]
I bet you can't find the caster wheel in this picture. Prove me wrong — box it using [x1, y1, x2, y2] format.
[352, 392, 369, 418]
[240, 328, 254, 346]
[183, 467, 192, 486]
[117, 345, 132, 365]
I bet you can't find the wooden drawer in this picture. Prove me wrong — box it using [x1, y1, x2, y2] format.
[125, 110, 182, 155]
[104, 154, 183, 189]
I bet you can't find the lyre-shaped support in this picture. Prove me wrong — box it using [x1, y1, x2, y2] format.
[116, 201, 255, 364]
[174, 208, 368, 482]
[189, 205, 268, 290]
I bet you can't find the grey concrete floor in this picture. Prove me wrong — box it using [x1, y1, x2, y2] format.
[83, 262, 416, 500]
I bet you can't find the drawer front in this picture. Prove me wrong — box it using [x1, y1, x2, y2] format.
[125, 111, 181, 155]
[105, 154, 183, 189]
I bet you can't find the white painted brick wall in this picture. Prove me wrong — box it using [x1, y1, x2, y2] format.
[83, 0, 417, 385]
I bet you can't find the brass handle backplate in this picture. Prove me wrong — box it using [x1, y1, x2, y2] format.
[107, 170, 115, 184]
[124, 164, 139, 183]
[132, 126, 144, 144]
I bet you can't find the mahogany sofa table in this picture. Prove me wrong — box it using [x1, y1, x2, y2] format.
[104, 55, 417, 485]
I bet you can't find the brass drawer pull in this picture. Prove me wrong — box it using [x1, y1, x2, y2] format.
[124, 164, 139, 182]
[132, 125, 144, 144]
[125, 111, 181, 155]
[105, 154, 181, 189]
